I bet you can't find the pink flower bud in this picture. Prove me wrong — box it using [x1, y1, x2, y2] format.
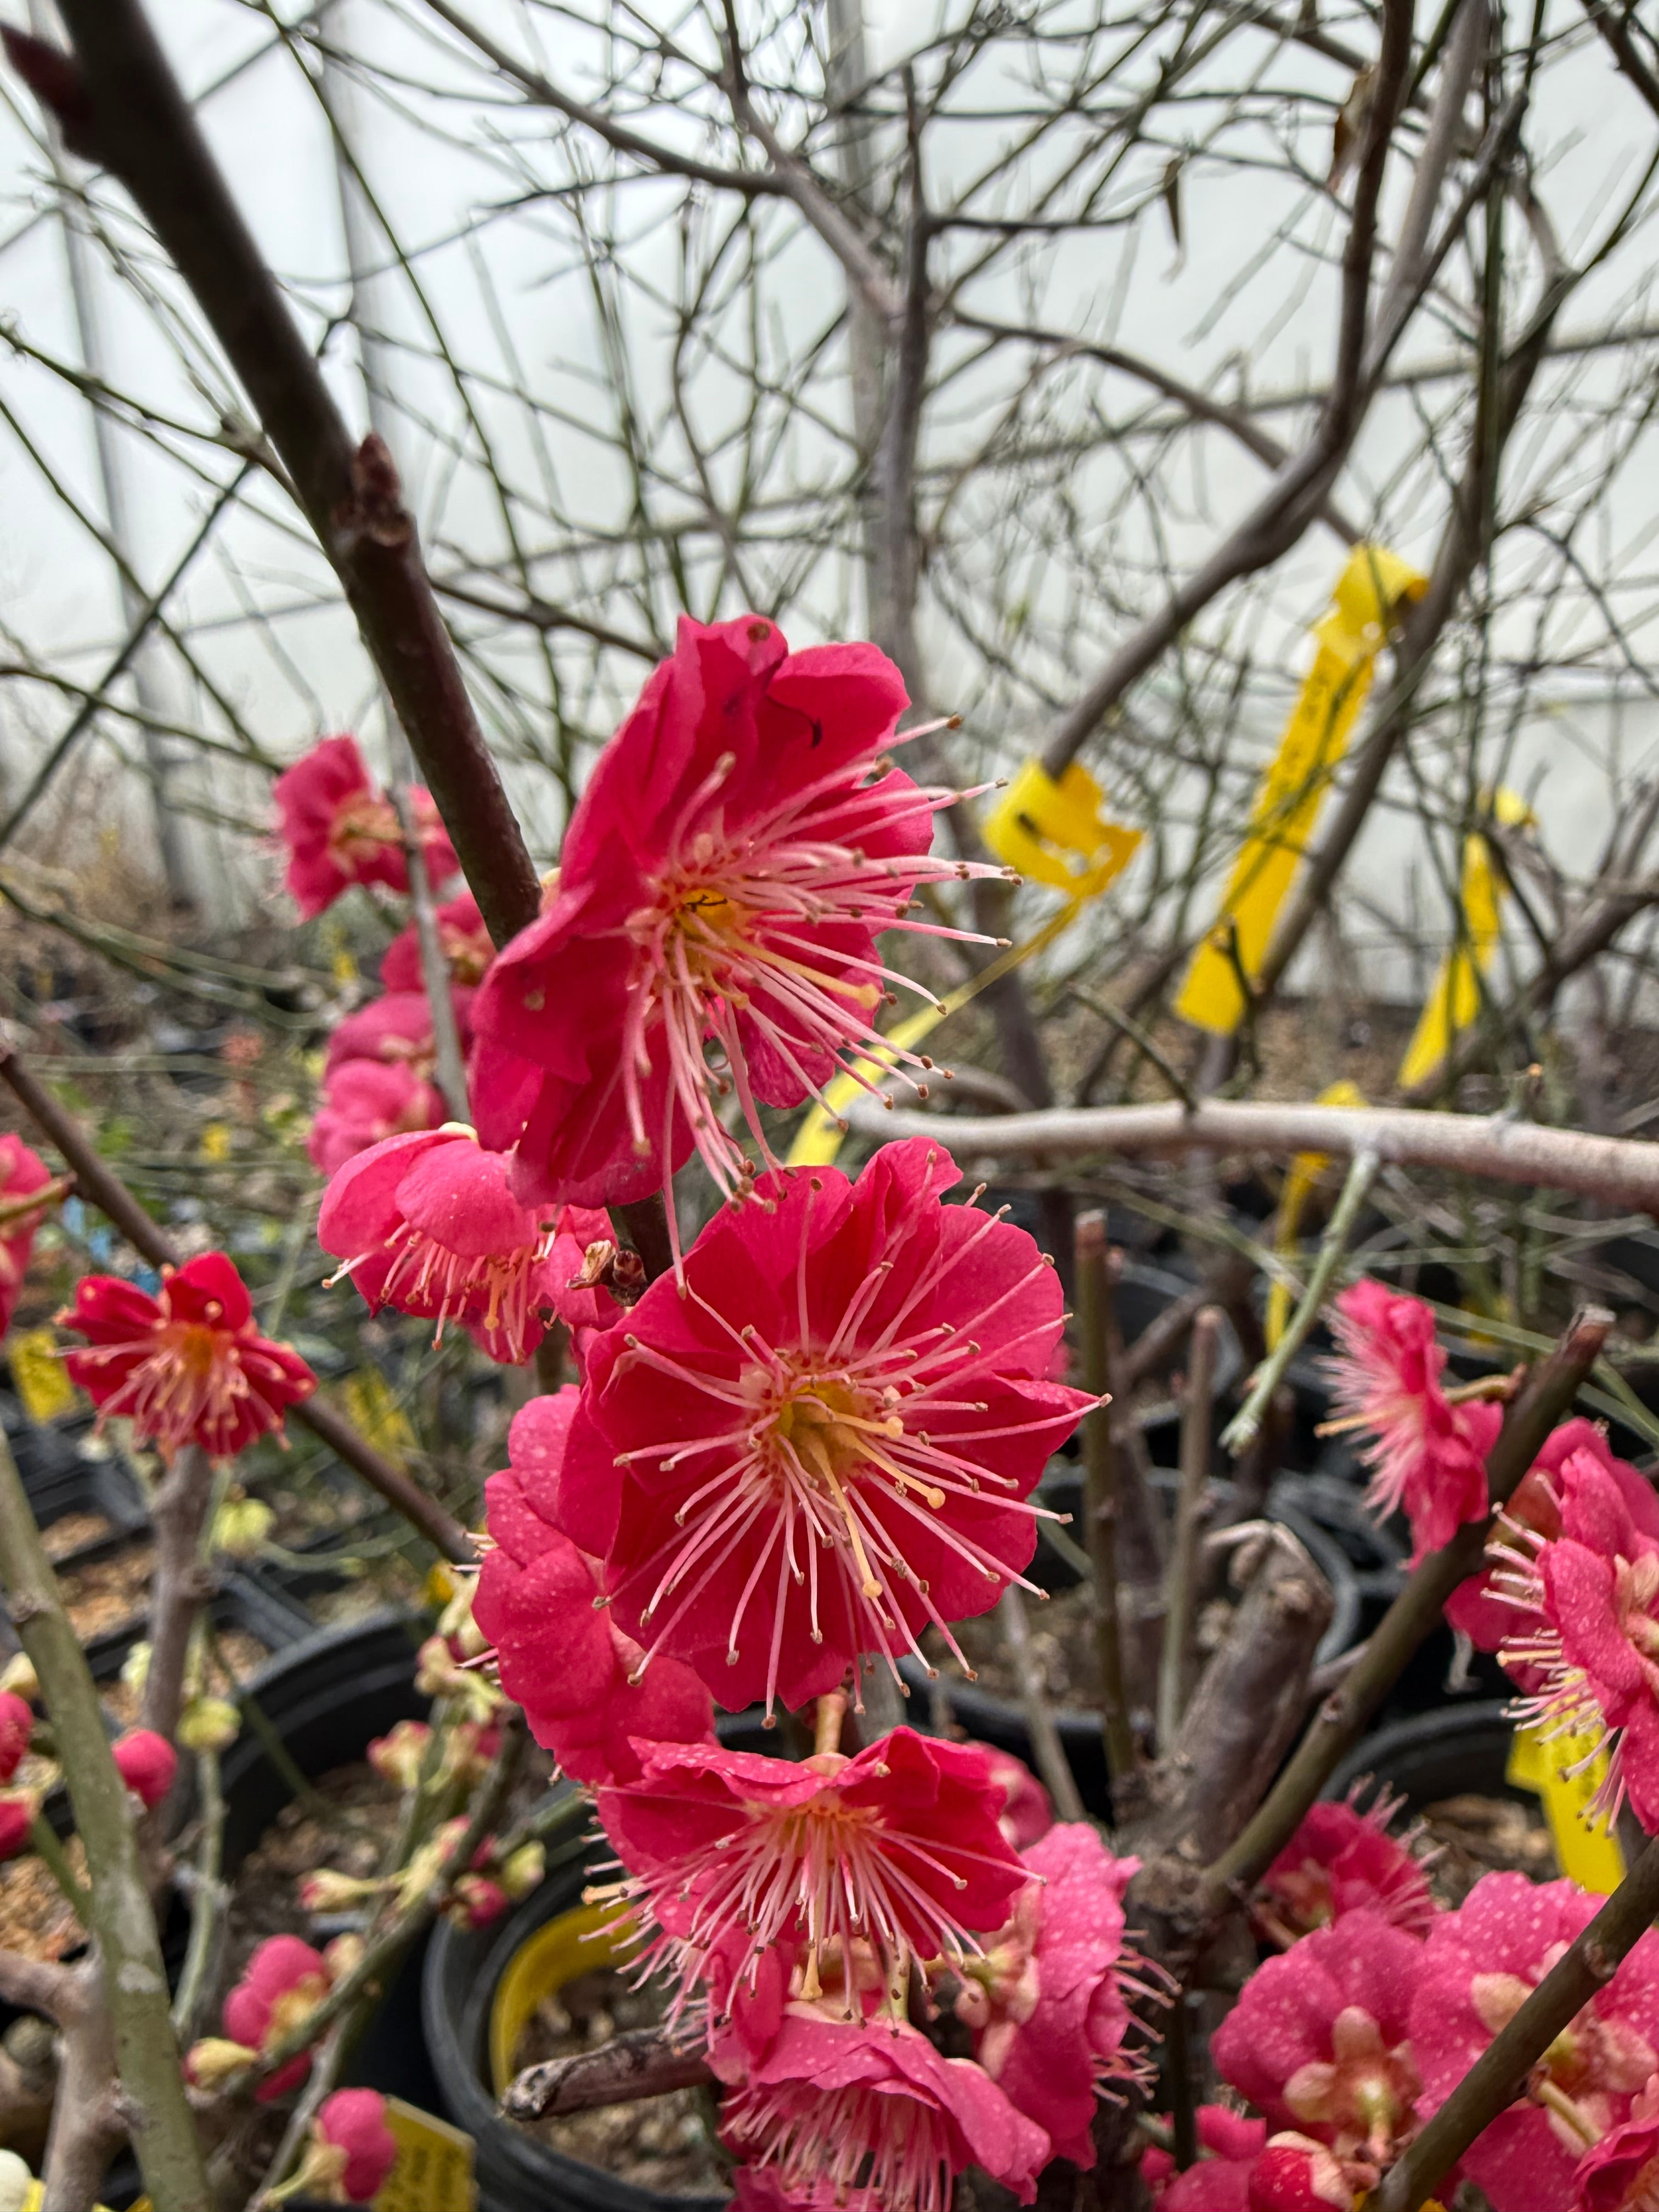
[312, 2087, 399, 2202]
[111, 1729, 178, 1810]
[448, 1874, 509, 1928]
[183, 2036, 258, 2088]
[0, 1792, 37, 1861]
[367, 1719, 432, 1791]
[0, 1691, 32, 1784]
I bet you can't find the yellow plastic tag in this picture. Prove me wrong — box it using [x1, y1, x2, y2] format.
[489, 1903, 638, 2095]
[1396, 789, 1533, 1090]
[1508, 1722, 1626, 1894]
[11, 1327, 75, 1423]
[1265, 1080, 1367, 1350]
[342, 1368, 417, 1469]
[373, 2097, 477, 2212]
[1175, 546, 1427, 1035]
[983, 759, 1142, 897]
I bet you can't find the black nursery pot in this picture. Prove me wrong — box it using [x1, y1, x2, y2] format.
[422, 1824, 731, 2212]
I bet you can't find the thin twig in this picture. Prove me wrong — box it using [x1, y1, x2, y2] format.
[996, 1587, 1087, 1825]
[1076, 1215, 1137, 1787]
[1157, 1308, 1222, 1751]
[1221, 1152, 1380, 1455]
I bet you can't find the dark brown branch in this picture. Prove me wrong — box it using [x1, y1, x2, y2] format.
[1581, 0, 1659, 121]
[503, 2025, 714, 2120]
[0, 1045, 474, 1563]
[5, 4, 542, 952]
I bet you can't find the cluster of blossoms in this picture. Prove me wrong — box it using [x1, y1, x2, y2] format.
[0, 1132, 56, 1339]
[1331, 1280, 1659, 1839]
[1145, 1787, 1659, 2212]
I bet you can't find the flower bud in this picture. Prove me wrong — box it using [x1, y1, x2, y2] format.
[0, 1654, 38, 1703]
[213, 1492, 274, 1560]
[0, 1691, 32, 1785]
[414, 1635, 499, 1722]
[367, 1719, 432, 1791]
[0, 1792, 38, 1861]
[184, 2036, 259, 2088]
[438, 1583, 488, 1661]
[322, 1932, 366, 1982]
[298, 1869, 385, 1914]
[178, 1696, 240, 1753]
[119, 1640, 152, 1695]
[112, 1728, 178, 1810]
[498, 1842, 544, 1901]
[447, 1874, 509, 1928]
[311, 2088, 399, 2203]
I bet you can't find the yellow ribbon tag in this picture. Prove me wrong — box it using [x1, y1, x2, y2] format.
[341, 1368, 417, 1469]
[373, 2097, 477, 2212]
[1265, 1080, 1368, 1350]
[1507, 1722, 1626, 1894]
[1396, 789, 1533, 1091]
[1175, 545, 1428, 1035]
[982, 759, 1142, 897]
[11, 1327, 74, 1423]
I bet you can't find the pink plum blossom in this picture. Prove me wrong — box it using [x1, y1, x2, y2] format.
[1573, 2079, 1659, 2211]
[469, 612, 1009, 1210]
[307, 1058, 443, 1178]
[1448, 1420, 1657, 1652]
[550, 1138, 1092, 1714]
[310, 2088, 399, 2202]
[1325, 1279, 1502, 1563]
[716, 2008, 1050, 2212]
[319, 1127, 617, 1364]
[0, 1133, 53, 1339]
[1410, 1873, 1659, 2211]
[380, 889, 493, 992]
[1210, 1910, 1423, 2177]
[222, 1934, 334, 2100]
[61, 1252, 315, 1459]
[473, 1389, 714, 1786]
[111, 1728, 178, 1809]
[1256, 1791, 1436, 1945]
[599, 1726, 1024, 2016]
[323, 990, 475, 1084]
[274, 734, 456, 917]
[1492, 1448, 1659, 1830]
[1144, 2107, 1267, 2209]
[963, 1822, 1149, 2166]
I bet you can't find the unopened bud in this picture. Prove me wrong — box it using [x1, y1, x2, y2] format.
[212, 1493, 274, 1560]
[0, 2148, 31, 2212]
[498, 1842, 544, 1901]
[437, 1585, 488, 1661]
[448, 1874, 509, 1928]
[323, 1932, 366, 1982]
[184, 2036, 259, 2088]
[178, 1696, 240, 1753]
[367, 1719, 432, 1791]
[299, 1869, 385, 1914]
[119, 1641, 151, 1695]
[0, 1655, 38, 1703]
